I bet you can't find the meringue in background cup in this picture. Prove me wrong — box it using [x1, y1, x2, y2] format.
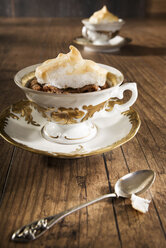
[14, 46, 137, 145]
[82, 6, 125, 45]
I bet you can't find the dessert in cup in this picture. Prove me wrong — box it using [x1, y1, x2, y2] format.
[82, 5, 125, 45]
[14, 46, 138, 144]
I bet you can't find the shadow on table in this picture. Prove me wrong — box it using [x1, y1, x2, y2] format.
[119, 44, 166, 56]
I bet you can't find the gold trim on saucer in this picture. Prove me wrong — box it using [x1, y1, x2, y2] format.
[41, 126, 59, 139]
[0, 100, 141, 158]
[41, 126, 93, 141]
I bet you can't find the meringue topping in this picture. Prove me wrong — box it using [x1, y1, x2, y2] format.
[35, 46, 118, 89]
[89, 6, 119, 24]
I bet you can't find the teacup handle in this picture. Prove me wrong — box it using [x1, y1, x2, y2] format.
[113, 82, 138, 112]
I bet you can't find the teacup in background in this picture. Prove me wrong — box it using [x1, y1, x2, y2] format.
[14, 63, 138, 144]
[82, 18, 125, 43]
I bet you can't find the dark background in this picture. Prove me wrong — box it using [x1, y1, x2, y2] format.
[0, 0, 165, 18]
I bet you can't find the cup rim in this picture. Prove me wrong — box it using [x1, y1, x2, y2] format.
[14, 63, 124, 98]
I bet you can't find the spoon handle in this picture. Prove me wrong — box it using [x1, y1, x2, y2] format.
[11, 193, 116, 242]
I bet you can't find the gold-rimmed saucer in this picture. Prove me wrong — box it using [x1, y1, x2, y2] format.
[0, 100, 140, 158]
[73, 36, 131, 53]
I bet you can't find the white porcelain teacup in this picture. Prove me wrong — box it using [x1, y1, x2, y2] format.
[82, 18, 125, 32]
[14, 63, 138, 144]
[82, 18, 125, 44]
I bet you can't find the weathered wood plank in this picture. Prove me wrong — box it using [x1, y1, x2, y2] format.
[101, 17, 166, 247]
[136, 119, 166, 231]
[0, 0, 12, 17]
[0, 18, 17, 203]
[0, 0, 146, 18]
[147, 0, 166, 16]
[0, 18, 54, 207]
[0, 142, 15, 205]
[104, 143, 166, 247]
[0, 150, 122, 248]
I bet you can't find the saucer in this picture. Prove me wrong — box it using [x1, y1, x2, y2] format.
[0, 100, 140, 158]
[73, 36, 131, 53]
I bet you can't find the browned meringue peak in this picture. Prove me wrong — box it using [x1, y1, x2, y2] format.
[35, 46, 119, 89]
[89, 5, 119, 24]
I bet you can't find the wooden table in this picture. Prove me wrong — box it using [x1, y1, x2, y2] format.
[0, 17, 166, 248]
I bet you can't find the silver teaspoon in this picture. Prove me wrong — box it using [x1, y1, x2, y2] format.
[11, 170, 155, 242]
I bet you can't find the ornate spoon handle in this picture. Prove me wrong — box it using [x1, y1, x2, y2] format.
[11, 193, 116, 242]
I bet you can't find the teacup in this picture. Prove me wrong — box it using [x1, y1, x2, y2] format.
[82, 18, 125, 32]
[82, 18, 125, 43]
[14, 63, 138, 144]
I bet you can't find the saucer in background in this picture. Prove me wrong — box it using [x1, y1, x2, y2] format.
[73, 36, 131, 53]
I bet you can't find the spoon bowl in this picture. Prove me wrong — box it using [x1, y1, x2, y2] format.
[115, 170, 155, 198]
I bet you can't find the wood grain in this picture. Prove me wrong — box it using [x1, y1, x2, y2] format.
[0, 17, 166, 248]
[147, 0, 166, 16]
[0, 0, 146, 18]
